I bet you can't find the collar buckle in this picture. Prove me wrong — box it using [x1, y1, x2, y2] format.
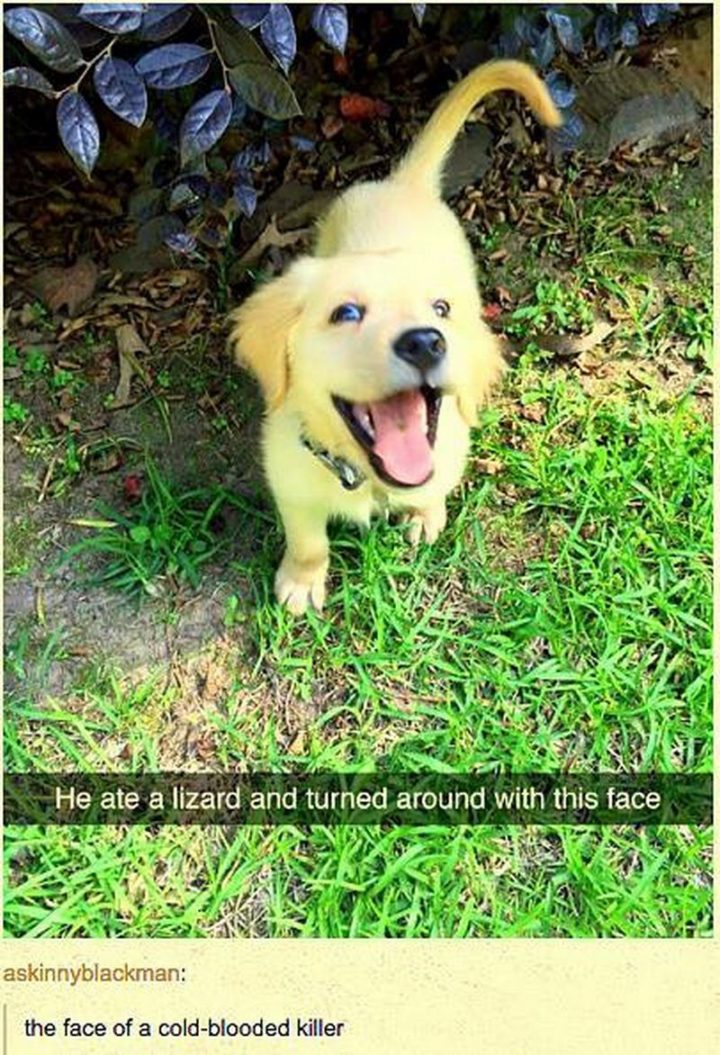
[301, 435, 366, 491]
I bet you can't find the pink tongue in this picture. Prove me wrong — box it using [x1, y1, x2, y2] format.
[368, 390, 431, 486]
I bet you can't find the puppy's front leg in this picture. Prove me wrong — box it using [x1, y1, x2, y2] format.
[274, 502, 330, 615]
[403, 500, 447, 546]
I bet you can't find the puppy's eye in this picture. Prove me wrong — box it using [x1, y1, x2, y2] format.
[330, 303, 365, 324]
[432, 299, 450, 318]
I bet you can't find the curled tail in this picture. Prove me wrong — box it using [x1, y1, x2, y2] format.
[394, 60, 562, 194]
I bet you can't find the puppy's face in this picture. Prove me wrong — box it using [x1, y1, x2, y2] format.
[232, 250, 502, 489]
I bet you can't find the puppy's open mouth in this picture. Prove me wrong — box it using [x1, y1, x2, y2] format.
[332, 386, 441, 488]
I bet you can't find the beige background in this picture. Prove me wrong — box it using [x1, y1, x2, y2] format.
[2, 939, 720, 1053]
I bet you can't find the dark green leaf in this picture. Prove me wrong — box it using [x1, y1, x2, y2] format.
[57, 91, 99, 177]
[531, 26, 555, 68]
[549, 112, 584, 156]
[137, 213, 184, 251]
[135, 44, 211, 90]
[79, 4, 143, 34]
[138, 4, 192, 41]
[165, 231, 198, 254]
[168, 182, 197, 210]
[180, 89, 232, 164]
[311, 4, 348, 53]
[94, 56, 147, 127]
[233, 180, 258, 217]
[594, 12, 616, 51]
[230, 3, 270, 30]
[128, 186, 164, 222]
[5, 7, 83, 73]
[3, 65, 55, 96]
[545, 71, 576, 110]
[215, 21, 269, 66]
[259, 3, 296, 73]
[548, 11, 584, 55]
[228, 61, 301, 120]
[620, 19, 639, 47]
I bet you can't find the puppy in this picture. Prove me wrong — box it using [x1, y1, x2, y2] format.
[231, 61, 560, 614]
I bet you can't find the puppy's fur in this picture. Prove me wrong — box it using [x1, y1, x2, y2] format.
[231, 61, 560, 614]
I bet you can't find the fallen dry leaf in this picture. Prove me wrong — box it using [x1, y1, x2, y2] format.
[655, 14, 712, 108]
[97, 293, 154, 310]
[113, 322, 150, 407]
[520, 402, 546, 423]
[287, 730, 307, 756]
[57, 317, 95, 342]
[234, 216, 311, 270]
[30, 255, 98, 316]
[321, 113, 344, 139]
[538, 316, 615, 358]
[474, 457, 504, 476]
[332, 53, 350, 77]
[576, 350, 604, 375]
[88, 448, 123, 473]
[19, 304, 38, 327]
[54, 411, 79, 432]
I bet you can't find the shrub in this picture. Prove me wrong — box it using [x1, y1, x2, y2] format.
[4, 3, 682, 259]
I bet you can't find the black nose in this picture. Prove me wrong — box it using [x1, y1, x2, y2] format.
[392, 328, 446, 374]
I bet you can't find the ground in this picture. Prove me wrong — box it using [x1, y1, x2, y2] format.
[4, 47, 713, 937]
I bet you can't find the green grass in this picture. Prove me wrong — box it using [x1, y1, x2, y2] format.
[481, 160, 713, 365]
[3, 823, 711, 938]
[507, 278, 596, 338]
[4, 515, 39, 577]
[5, 377, 711, 936]
[4, 395, 30, 424]
[58, 460, 240, 597]
[4, 148, 712, 939]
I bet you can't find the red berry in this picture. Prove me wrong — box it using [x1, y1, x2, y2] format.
[123, 474, 142, 502]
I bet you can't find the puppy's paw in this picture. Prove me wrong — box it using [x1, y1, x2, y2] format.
[275, 559, 328, 616]
[403, 504, 447, 546]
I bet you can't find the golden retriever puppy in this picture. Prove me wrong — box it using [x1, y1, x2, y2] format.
[231, 61, 560, 614]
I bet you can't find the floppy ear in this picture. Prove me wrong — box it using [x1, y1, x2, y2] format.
[457, 326, 506, 427]
[229, 258, 317, 409]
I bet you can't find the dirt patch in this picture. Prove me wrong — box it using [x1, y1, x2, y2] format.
[3, 376, 271, 702]
[4, 565, 242, 700]
[572, 350, 712, 411]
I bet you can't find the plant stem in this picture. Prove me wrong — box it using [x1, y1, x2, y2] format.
[204, 14, 232, 94]
[63, 36, 116, 97]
